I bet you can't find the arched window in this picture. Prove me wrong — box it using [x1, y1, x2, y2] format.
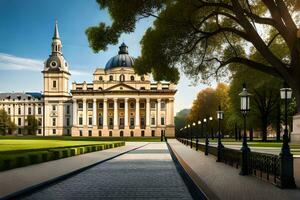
[120, 131, 124, 137]
[130, 76, 135, 81]
[99, 76, 103, 81]
[98, 87, 103, 90]
[141, 76, 145, 81]
[109, 75, 113, 81]
[119, 74, 125, 82]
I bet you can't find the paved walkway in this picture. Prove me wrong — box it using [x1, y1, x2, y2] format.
[12, 143, 193, 200]
[0, 142, 147, 199]
[168, 139, 300, 200]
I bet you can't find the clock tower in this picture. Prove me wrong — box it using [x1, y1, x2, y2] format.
[43, 21, 72, 136]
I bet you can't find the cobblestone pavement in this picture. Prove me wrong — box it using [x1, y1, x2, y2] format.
[15, 143, 193, 200]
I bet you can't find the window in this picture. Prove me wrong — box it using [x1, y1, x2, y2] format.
[38, 107, 42, 114]
[78, 103, 83, 109]
[130, 102, 135, 109]
[140, 87, 145, 90]
[109, 131, 113, 137]
[119, 74, 125, 82]
[108, 102, 114, 109]
[140, 102, 145, 109]
[161, 101, 166, 109]
[109, 75, 113, 81]
[8, 108, 10, 114]
[130, 76, 134, 81]
[88, 117, 92, 125]
[120, 131, 124, 137]
[18, 118, 21, 126]
[151, 117, 155, 125]
[119, 102, 125, 109]
[98, 130, 102, 137]
[151, 102, 156, 109]
[28, 107, 31, 115]
[52, 105, 56, 111]
[53, 129, 56, 134]
[151, 130, 155, 137]
[141, 131, 145, 137]
[18, 107, 21, 115]
[88, 130, 92, 137]
[38, 129, 42, 134]
[38, 118, 42, 126]
[53, 80, 57, 88]
[141, 76, 145, 81]
[98, 102, 103, 108]
[99, 76, 103, 81]
[98, 117, 103, 126]
[109, 118, 113, 126]
[130, 131, 134, 137]
[79, 130, 83, 136]
[119, 118, 124, 127]
[88, 102, 93, 109]
[141, 118, 145, 127]
[66, 105, 70, 114]
[79, 117, 83, 125]
[130, 118, 134, 126]
[66, 118, 70, 126]
[67, 129, 70, 135]
[161, 117, 165, 125]
[52, 118, 56, 126]
[98, 87, 103, 90]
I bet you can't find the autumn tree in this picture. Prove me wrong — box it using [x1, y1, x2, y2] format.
[24, 115, 39, 135]
[86, 0, 300, 114]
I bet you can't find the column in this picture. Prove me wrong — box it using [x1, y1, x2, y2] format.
[146, 98, 150, 127]
[103, 98, 108, 128]
[93, 99, 97, 126]
[114, 98, 118, 129]
[82, 98, 86, 125]
[125, 98, 129, 128]
[73, 99, 77, 125]
[169, 98, 174, 125]
[135, 98, 140, 127]
[157, 99, 161, 126]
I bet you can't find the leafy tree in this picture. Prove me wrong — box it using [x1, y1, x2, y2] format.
[24, 115, 38, 135]
[0, 109, 16, 135]
[86, 0, 300, 112]
[175, 109, 190, 132]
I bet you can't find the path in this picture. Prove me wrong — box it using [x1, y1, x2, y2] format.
[168, 139, 300, 200]
[13, 143, 193, 200]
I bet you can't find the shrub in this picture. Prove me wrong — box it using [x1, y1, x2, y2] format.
[70, 148, 77, 156]
[16, 156, 28, 167]
[51, 149, 62, 160]
[28, 153, 42, 164]
[91, 146, 96, 152]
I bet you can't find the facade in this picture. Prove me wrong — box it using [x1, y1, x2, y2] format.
[0, 21, 176, 137]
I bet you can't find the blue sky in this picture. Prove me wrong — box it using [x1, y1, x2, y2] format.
[0, 0, 212, 113]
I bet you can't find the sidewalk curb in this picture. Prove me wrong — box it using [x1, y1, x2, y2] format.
[167, 141, 220, 200]
[166, 141, 208, 200]
[2, 143, 148, 200]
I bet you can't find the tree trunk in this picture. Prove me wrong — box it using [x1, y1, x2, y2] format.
[250, 128, 253, 141]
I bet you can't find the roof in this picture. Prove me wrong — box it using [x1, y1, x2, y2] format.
[105, 43, 135, 70]
[0, 92, 43, 100]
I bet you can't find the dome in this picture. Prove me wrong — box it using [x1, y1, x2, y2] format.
[105, 43, 135, 70]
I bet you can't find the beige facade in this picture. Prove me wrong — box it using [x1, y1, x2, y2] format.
[0, 21, 176, 137]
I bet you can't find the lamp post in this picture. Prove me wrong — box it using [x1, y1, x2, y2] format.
[204, 118, 208, 155]
[217, 105, 224, 162]
[196, 120, 201, 151]
[279, 83, 296, 188]
[188, 124, 192, 148]
[209, 117, 213, 140]
[192, 122, 196, 149]
[239, 83, 251, 175]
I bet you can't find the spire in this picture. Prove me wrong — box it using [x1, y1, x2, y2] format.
[118, 42, 128, 54]
[53, 20, 60, 39]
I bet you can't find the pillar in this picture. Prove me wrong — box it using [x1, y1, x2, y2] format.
[135, 98, 140, 127]
[125, 98, 129, 128]
[146, 98, 150, 127]
[82, 98, 86, 126]
[157, 99, 161, 126]
[93, 99, 97, 126]
[73, 99, 77, 126]
[114, 98, 118, 129]
[103, 98, 107, 128]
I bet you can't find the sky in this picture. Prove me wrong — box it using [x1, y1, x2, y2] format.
[0, 0, 214, 114]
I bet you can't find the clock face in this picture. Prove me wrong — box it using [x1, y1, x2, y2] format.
[50, 61, 57, 68]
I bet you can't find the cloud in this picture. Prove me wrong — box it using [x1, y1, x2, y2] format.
[0, 52, 89, 75]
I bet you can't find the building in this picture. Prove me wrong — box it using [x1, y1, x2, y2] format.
[0, 21, 176, 137]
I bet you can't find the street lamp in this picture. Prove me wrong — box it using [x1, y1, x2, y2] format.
[203, 118, 209, 155]
[239, 83, 251, 175]
[279, 83, 296, 188]
[217, 105, 224, 162]
[209, 116, 214, 140]
[188, 124, 192, 148]
[196, 120, 201, 151]
[192, 122, 196, 148]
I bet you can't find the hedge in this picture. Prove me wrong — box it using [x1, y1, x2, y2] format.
[0, 141, 125, 172]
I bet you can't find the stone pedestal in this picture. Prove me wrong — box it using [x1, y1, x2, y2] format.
[291, 114, 300, 144]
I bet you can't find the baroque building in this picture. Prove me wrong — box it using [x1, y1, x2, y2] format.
[0, 21, 176, 137]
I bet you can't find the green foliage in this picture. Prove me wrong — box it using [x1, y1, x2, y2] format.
[24, 115, 39, 135]
[175, 109, 190, 131]
[0, 109, 16, 135]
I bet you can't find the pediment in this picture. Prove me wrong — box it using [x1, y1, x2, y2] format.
[104, 83, 138, 92]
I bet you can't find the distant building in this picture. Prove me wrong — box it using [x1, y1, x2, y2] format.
[0, 21, 176, 137]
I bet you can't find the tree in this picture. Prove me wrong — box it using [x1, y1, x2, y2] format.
[0, 109, 16, 135]
[87, 0, 300, 112]
[175, 109, 190, 132]
[24, 115, 38, 135]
